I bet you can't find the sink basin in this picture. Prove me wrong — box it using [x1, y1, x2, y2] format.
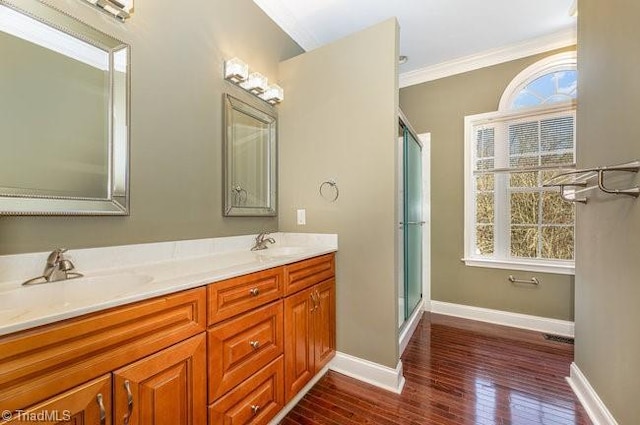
[0, 272, 154, 313]
[72, 273, 154, 287]
[254, 246, 308, 258]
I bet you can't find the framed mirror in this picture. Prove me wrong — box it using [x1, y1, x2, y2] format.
[224, 94, 277, 216]
[0, 0, 130, 215]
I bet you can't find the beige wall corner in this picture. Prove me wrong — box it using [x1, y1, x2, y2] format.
[278, 18, 400, 368]
[574, 0, 640, 423]
[399, 46, 576, 321]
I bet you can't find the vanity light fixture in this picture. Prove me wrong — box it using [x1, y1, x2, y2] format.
[82, 0, 133, 22]
[241, 72, 268, 94]
[224, 57, 249, 83]
[224, 57, 284, 105]
[260, 84, 284, 105]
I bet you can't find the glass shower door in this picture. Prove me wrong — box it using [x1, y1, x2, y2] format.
[403, 126, 423, 321]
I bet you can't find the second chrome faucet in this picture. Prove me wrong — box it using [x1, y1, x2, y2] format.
[251, 232, 275, 251]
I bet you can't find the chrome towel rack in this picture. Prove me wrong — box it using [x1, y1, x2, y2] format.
[543, 160, 640, 204]
[508, 275, 539, 286]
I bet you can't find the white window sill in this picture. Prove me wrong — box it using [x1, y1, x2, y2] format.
[462, 257, 575, 275]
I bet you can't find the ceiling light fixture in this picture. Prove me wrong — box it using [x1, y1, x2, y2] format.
[224, 58, 284, 105]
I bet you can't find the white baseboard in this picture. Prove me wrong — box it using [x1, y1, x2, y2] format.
[329, 352, 405, 394]
[399, 299, 424, 355]
[567, 363, 619, 425]
[423, 300, 432, 312]
[430, 301, 575, 337]
[268, 363, 331, 425]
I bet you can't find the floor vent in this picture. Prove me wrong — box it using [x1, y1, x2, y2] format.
[543, 334, 574, 344]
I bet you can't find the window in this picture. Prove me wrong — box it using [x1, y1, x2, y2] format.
[464, 52, 577, 274]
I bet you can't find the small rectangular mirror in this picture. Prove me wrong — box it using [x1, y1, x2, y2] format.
[224, 94, 277, 216]
[0, 0, 130, 215]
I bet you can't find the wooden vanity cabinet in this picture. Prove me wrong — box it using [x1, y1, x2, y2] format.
[1, 252, 335, 425]
[283, 256, 336, 402]
[0, 288, 207, 425]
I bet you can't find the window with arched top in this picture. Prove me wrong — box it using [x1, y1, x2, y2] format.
[464, 52, 577, 274]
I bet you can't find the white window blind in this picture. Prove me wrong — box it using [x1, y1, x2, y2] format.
[469, 107, 576, 264]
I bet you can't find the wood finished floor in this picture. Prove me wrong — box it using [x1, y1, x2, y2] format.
[281, 313, 591, 425]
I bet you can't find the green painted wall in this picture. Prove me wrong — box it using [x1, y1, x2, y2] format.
[400, 47, 576, 321]
[574, 0, 640, 422]
[0, 0, 302, 255]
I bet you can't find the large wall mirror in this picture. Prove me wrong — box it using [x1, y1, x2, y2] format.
[0, 0, 130, 215]
[224, 94, 277, 216]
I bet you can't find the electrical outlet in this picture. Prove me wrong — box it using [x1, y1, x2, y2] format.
[296, 209, 306, 225]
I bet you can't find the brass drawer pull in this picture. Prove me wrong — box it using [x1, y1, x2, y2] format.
[251, 404, 260, 415]
[96, 393, 106, 425]
[249, 288, 260, 297]
[250, 340, 260, 349]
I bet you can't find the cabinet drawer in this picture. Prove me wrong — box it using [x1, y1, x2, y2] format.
[207, 267, 283, 325]
[208, 301, 283, 401]
[0, 288, 206, 413]
[209, 356, 284, 425]
[284, 253, 335, 295]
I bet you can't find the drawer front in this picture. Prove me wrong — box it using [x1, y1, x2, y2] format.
[209, 356, 284, 425]
[284, 253, 335, 295]
[0, 288, 206, 413]
[208, 267, 284, 325]
[208, 301, 283, 401]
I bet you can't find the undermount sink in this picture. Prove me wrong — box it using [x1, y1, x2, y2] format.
[254, 246, 308, 258]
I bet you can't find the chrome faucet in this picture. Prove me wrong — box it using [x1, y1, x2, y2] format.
[23, 248, 84, 286]
[251, 232, 275, 251]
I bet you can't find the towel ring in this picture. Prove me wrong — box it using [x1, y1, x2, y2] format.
[319, 180, 339, 202]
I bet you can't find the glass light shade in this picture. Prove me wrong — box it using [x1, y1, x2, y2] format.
[241, 72, 268, 94]
[260, 84, 284, 104]
[224, 57, 248, 83]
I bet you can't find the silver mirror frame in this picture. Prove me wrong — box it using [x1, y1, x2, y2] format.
[0, 0, 130, 216]
[223, 94, 277, 217]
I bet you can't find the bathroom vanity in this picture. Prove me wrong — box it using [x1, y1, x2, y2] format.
[0, 237, 336, 425]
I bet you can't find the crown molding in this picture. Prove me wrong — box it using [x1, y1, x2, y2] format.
[252, 0, 321, 51]
[399, 28, 577, 88]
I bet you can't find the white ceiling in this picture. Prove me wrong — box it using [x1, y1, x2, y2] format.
[253, 0, 577, 85]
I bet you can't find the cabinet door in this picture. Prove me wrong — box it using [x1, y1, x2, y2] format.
[314, 279, 336, 372]
[4, 375, 111, 424]
[283, 287, 315, 402]
[113, 334, 207, 425]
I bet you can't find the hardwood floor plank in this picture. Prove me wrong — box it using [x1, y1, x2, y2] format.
[282, 312, 591, 424]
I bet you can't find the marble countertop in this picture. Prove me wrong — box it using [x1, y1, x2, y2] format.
[0, 233, 337, 337]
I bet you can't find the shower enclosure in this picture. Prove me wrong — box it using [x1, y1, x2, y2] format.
[398, 115, 423, 328]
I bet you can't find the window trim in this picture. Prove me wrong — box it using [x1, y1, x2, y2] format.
[463, 102, 577, 275]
